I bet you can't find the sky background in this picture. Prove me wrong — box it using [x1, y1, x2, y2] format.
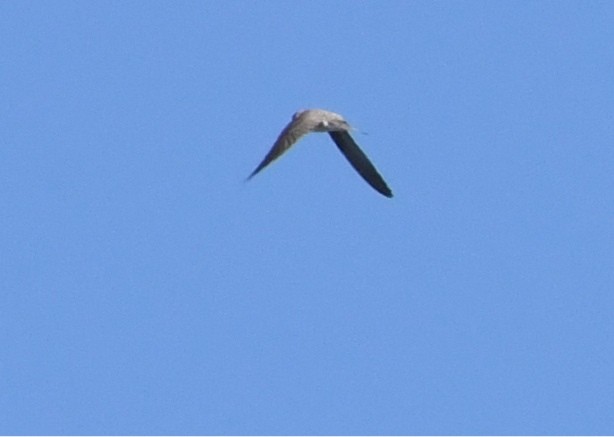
[1, 1, 613, 434]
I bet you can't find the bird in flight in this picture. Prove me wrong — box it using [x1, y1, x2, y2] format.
[247, 109, 393, 197]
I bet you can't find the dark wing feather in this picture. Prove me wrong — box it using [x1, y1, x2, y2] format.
[247, 113, 314, 180]
[329, 131, 393, 198]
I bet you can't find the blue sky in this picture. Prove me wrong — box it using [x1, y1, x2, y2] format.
[1, 1, 613, 434]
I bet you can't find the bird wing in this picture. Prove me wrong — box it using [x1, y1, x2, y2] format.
[329, 131, 393, 198]
[247, 113, 316, 180]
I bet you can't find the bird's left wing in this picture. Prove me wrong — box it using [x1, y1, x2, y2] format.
[247, 112, 315, 180]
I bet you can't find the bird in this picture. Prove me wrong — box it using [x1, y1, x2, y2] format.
[247, 109, 393, 197]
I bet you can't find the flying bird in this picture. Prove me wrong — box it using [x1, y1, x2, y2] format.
[247, 109, 393, 197]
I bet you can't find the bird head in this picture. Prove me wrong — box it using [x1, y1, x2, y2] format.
[324, 113, 351, 131]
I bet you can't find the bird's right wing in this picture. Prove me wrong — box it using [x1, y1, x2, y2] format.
[329, 131, 393, 198]
[247, 113, 315, 180]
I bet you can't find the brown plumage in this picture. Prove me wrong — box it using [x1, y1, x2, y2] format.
[247, 109, 393, 197]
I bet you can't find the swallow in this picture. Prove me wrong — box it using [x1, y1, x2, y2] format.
[247, 109, 393, 197]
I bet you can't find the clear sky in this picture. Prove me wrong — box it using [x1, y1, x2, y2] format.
[1, 1, 613, 434]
